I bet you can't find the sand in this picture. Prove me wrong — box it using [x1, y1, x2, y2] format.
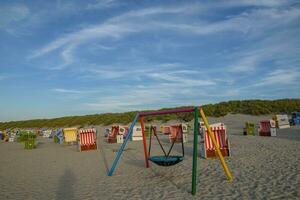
[0, 114, 299, 200]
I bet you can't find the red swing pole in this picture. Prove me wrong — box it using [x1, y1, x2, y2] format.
[140, 117, 149, 168]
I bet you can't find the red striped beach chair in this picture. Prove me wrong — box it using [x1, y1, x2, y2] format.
[199, 123, 230, 158]
[258, 120, 276, 136]
[79, 128, 97, 151]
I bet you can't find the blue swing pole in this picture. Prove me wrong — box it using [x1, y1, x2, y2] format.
[107, 113, 139, 176]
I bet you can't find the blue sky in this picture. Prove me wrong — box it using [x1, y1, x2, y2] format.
[0, 0, 300, 121]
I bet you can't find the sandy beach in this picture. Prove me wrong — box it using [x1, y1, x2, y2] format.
[0, 114, 299, 200]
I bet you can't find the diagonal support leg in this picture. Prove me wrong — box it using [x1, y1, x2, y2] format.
[107, 113, 139, 176]
[199, 108, 233, 181]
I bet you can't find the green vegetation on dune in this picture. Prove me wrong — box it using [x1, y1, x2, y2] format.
[1, 99, 300, 129]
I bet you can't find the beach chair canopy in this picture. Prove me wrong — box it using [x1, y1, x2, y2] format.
[63, 128, 78, 143]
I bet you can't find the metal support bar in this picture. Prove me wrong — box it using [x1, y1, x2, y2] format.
[140, 117, 149, 168]
[192, 107, 199, 195]
[199, 108, 233, 181]
[107, 113, 139, 176]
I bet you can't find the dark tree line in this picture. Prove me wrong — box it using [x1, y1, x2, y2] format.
[1, 99, 299, 129]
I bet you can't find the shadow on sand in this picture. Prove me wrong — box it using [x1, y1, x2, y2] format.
[98, 139, 110, 174]
[56, 168, 77, 200]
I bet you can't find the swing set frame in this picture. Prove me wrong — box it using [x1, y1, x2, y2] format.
[107, 106, 233, 195]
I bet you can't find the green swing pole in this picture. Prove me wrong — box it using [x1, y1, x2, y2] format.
[192, 106, 199, 195]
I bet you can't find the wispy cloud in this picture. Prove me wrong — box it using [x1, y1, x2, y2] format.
[226, 24, 300, 73]
[29, 3, 300, 72]
[82, 77, 238, 112]
[148, 73, 216, 86]
[75, 62, 218, 89]
[54, 62, 219, 112]
[28, 4, 203, 69]
[83, 84, 184, 111]
[0, 74, 8, 81]
[30, 23, 134, 58]
[108, 4, 201, 22]
[52, 87, 104, 94]
[52, 88, 83, 94]
[0, 4, 30, 31]
[229, 55, 260, 72]
[154, 7, 300, 36]
[88, 43, 115, 52]
[80, 62, 190, 79]
[86, 0, 120, 10]
[254, 68, 300, 86]
[217, 0, 293, 8]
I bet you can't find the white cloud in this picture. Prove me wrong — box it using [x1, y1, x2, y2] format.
[254, 68, 300, 86]
[154, 7, 300, 36]
[83, 84, 183, 112]
[77, 62, 216, 88]
[109, 4, 201, 22]
[49, 44, 77, 70]
[28, 2, 300, 107]
[55, 63, 219, 112]
[0, 74, 8, 81]
[82, 78, 239, 112]
[85, 68, 136, 79]
[28, 4, 203, 68]
[30, 23, 134, 59]
[157, 63, 184, 69]
[148, 73, 215, 86]
[52, 88, 103, 94]
[227, 27, 300, 73]
[52, 88, 83, 94]
[229, 53, 261, 72]
[29, 4, 300, 71]
[81, 67, 220, 112]
[0, 4, 30, 29]
[88, 43, 115, 52]
[219, 0, 291, 8]
[86, 0, 120, 10]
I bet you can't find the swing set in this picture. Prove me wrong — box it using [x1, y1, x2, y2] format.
[107, 106, 233, 195]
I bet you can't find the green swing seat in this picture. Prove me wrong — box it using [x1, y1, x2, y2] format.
[149, 155, 184, 166]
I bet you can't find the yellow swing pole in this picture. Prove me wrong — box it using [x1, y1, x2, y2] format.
[199, 108, 233, 181]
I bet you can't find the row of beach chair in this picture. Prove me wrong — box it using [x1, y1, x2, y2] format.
[244, 113, 298, 137]
[105, 122, 231, 159]
[1, 122, 231, 159]
[52, 128, 98, 152]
